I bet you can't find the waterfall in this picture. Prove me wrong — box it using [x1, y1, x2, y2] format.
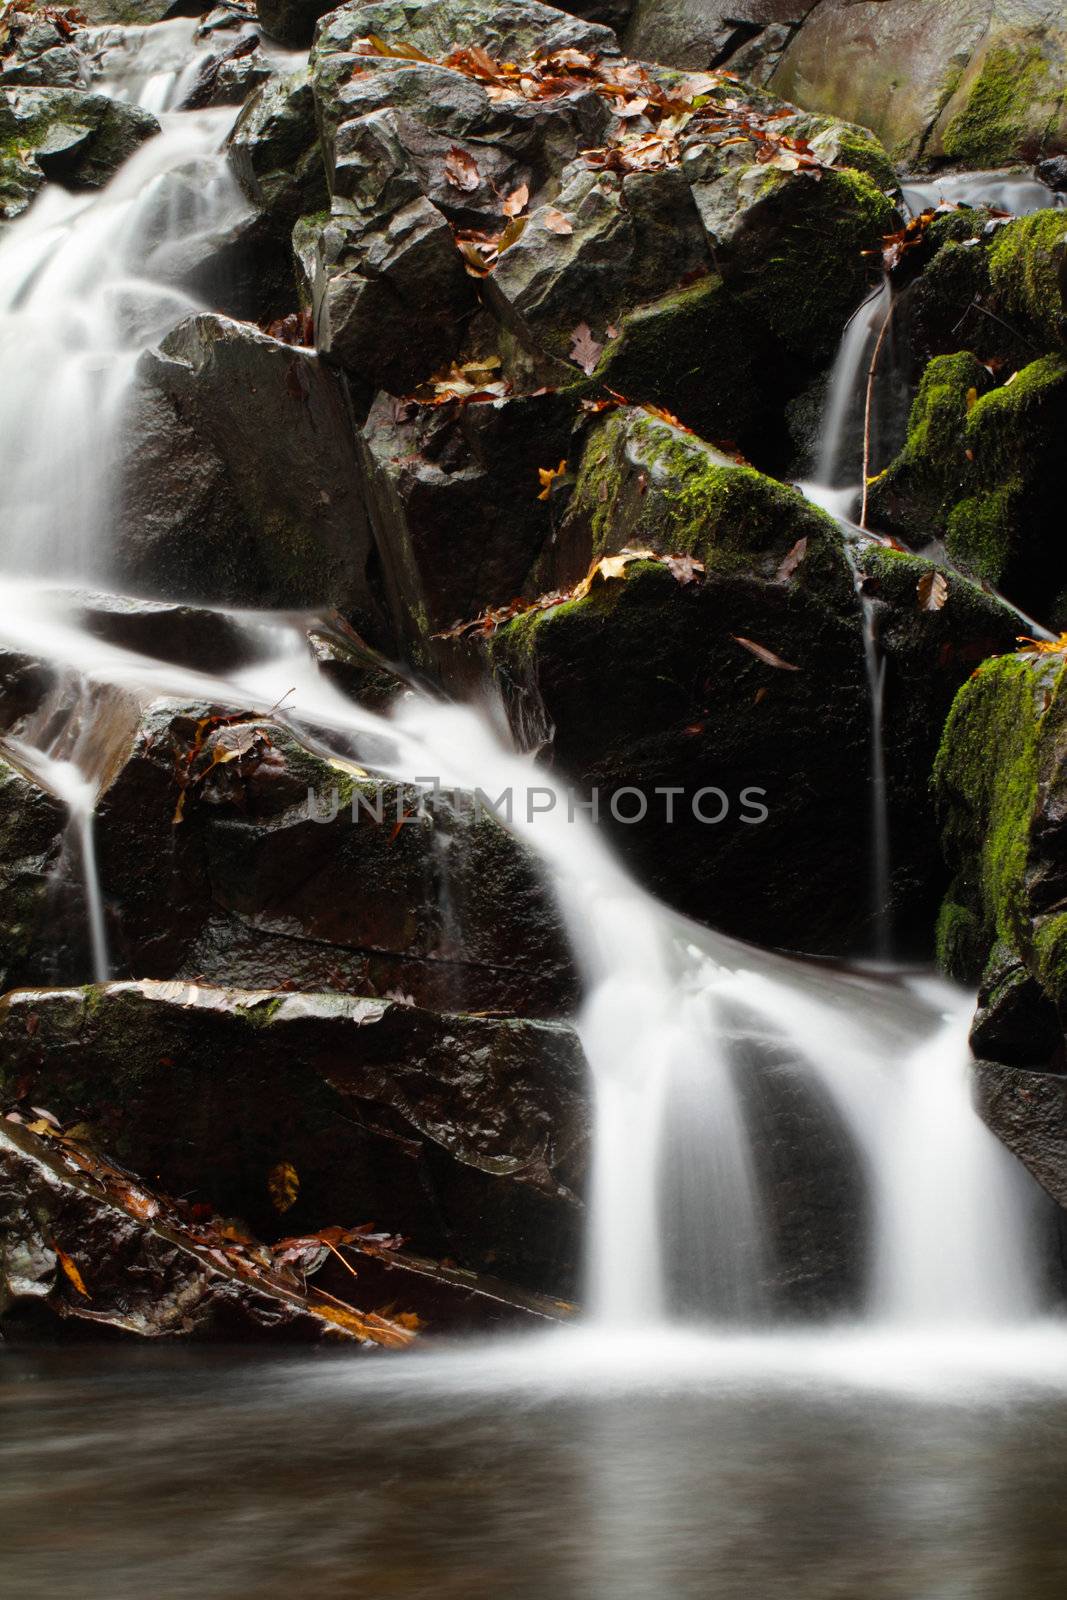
[0, 31, 1056, 1345]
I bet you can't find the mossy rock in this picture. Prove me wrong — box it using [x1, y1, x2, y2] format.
[869, 349, 1067, 624]
[988, 209, 1067, 350]
[488, 409, 1020, 958]
[934, 646, 1067, 1067]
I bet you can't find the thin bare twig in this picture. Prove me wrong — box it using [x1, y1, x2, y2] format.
[860, 298, 894, 532]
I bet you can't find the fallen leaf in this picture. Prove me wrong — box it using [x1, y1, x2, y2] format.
[776, 536, 808, 581]
[663, 554, 705, 585]
[730, 635, 800, 671]
[537, 458, 567, 500]
[54, 1244, 89, 1297]
[543, 208, 573, 234]
[569, 321, 603, 375]
[268, 1161, 300, 1214]
[444, 145, 480, 192]
[497, 213, 528, 252]
[966, 385, 978, 412]
[502, 182, 529, 216]
[916, 570, 948, 612]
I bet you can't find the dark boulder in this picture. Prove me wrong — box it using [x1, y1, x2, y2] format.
[486, 407, 1019, 958]
[0, 751, 66, 992]
[93, 698, 578, 1015]
[0, 86, 158, 195]
[0, 981, 590, 1297]
[115, 314, 382, 622]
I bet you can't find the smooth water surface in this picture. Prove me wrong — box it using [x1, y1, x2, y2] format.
[2, 1337, 1067, 1599]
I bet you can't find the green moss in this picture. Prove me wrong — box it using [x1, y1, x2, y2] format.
[1034, 911, 1067, 1010]
[988, 209, 1067, 347]
[933, 653, 1065, 980]
[946, 484, 1017, 582]
[941, 44, 1047, 167]
[734, 166, 896, 363]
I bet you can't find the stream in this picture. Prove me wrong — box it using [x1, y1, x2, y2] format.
[1, 18, 1067, 1597]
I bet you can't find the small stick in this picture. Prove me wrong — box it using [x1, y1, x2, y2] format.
[860, 298, 894, 531]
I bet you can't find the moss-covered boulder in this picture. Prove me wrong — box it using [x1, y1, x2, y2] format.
[934, 646, 1067, 1068]
[92, 699, 577, 1016]
[0, 981, 590, 1296]
[115, 314, 382, 622]
[869, 347, 1067, 624]
[0, 87, 157, 210]
[487, 409, 1018, 956]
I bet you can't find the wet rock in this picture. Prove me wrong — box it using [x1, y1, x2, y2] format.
[0, 1118, 419, 1344]
[227, 68, 328, 237]
[305, 613, 412, 711]
[1036, 155, 1067, 193]
[314, 0, 620, 67]
[67, 591, 254, 675]
[177, 32, 272, 111]
[974, 1061, 1067, 1211]
[0, 8, 90, 89]
[935, 647, 1067, 1068]
[0, 981, 590, 1296]
[0, 87, 158, 196]
[487, 407, 1018, 957]
[358, 387, 577, 650]
[625, 0, 800, 77]
[258, 0, 335, 48]
[93, 698, 578, 1016]
[0, 651, 56, 736]
[296, 193, 476, 399]
[115, 314, 381, 622]
[869, 347, 1067, 626]
[0, 750, 65, 992]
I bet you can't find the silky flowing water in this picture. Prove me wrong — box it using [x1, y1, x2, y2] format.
[1, 25, 1066, 1595]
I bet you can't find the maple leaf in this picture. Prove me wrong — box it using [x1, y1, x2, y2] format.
[537, 458, 567, 500]
[730, 635, 800, 671]
[569, 321, 603, 375]
[542, 207, 573, 234]
[663, 554, 705, 585]
[916, 569, 948, 612]
[444, 145, 481, 191]
[502, 182, 529, 216]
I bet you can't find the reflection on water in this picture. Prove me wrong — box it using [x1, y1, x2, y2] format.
[2, 1332, 1067, 1600]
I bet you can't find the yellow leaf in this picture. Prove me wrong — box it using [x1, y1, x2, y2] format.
[966, 386, 978, 411]
[536, 458, 567, 500]
[268, 1161, 300, 1214]
[54, 1245, 89, 1298]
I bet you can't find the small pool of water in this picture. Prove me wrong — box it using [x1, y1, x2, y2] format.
[2, 1327, 1066, 1599]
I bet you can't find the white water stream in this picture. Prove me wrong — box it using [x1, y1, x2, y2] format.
[0, 31, 1059, 1349]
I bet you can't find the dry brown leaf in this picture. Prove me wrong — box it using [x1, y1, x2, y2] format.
[730, 635, 800, 671]
[502, 182, 529, 216]
[663, 553, 705, 585]
[569, 321, 603, 375]
[444, 144, 480, 192]
[543, 208, 573, 234]
[776, 536, 808, 581]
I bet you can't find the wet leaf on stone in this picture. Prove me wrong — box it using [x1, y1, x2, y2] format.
[730, 635, 800, 671]
[776, 536, 808, 581]
[268, 1161, 300, 1214]
[54, 1244, 89, 1298]
[916, 570, 948, 612]
[663, 554, 705, 585]
[537, 458, 567, 500]
[569, 321, 603, 375]
[543, 208, 573, 234]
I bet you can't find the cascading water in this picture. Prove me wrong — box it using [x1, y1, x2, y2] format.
[0, 35, 1059, 1354]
